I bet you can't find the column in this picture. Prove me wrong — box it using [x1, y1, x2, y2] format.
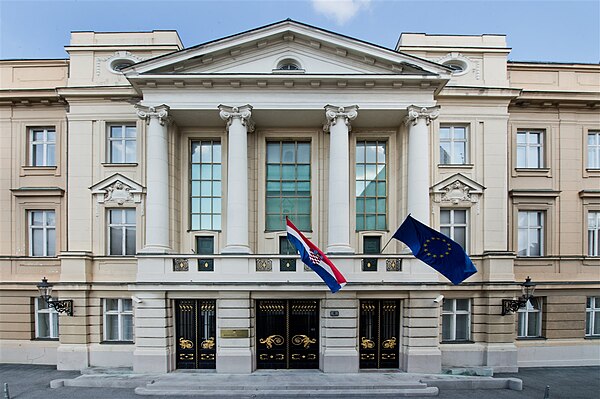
[405, 105, 439, 224]
[324, 105, 358, 254]
[219, 105, 254, 254]
[136, 104, 171, 252]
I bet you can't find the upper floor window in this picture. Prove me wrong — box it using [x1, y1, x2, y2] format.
[35, 297, 59, 339]
[589, 211, 600, 256]
[29, 127, 56, 166]
[28, 210, 56, 257]
[266, 141, 311, 231]
[108, 124, 136, 163]
[356, 141, 386, 231]
[103, 298, 133, 342]
[191, 141, 222, 231]
[442, 298, 471, 342]
[439, 125, 467, 165]
[518, 298, 543, 338]
[588, 131, 600, 169]
[518, 211, 544, 256]
[517, 130, 544, 168]
[440, 209, 467, 251]
[108, 209, 136, 256]
[586, 297, 600, 337]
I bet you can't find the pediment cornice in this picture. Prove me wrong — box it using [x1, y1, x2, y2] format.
[90, 173, 145, 205]
[431, 173, 485, 211]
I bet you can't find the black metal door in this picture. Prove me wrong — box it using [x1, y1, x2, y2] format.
[359, 299, 400, 369]
[256, 299, 319, 369]
[175, 299, 216, 369]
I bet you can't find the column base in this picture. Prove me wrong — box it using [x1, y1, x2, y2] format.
[321, 348, 359, 373]
[216, 348, 253, 373]
[221, 245, 252, 254]
[133, 347, 173, 373]
[326, 245, 354, 255]
[404, 347, 441, 373]
[57, 344, 89, 370]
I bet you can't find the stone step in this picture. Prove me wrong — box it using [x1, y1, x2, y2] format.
[134, 387, 440, 397]
[144, 381, 429, 390]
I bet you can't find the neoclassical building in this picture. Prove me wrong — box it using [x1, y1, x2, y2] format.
[0, 20, 599, 373]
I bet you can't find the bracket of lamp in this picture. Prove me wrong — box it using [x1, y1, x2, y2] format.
[36, 277, 74, 316]
[501, 276, 536, 316]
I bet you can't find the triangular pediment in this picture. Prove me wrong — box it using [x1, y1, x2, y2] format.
[431, 173, 485, 205]
[126, 20, 451, 77]
[90, 173, 145, 205]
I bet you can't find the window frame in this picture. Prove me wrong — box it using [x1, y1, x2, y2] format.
[588, 211, 600, 257]
[441, 298, 471, 342]
[102, 298, 134, 343]
[107, 124, 137, 164]
[355, 140, 387, 231]
[439, 125, 468, 165]
[28, 210, 56, 257]
[588, 131, 600, 170]
[517, 210, 545, 257]
[517, 298, 543, 338]
[440, 208, 468, 252]
[29, 127, 56, 167]
[107, 208, 136, 256]
[516, 129, 544, 169]
[34, 297, 59, 339]
[586, 297, 600, 337]
[190, 140, 222, 231]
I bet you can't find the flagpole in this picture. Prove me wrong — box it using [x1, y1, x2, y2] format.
[380, 235, 395, 253]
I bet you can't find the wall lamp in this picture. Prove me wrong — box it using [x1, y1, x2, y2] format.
[37, 277, 73, 316]
[501, 276, 536, 316]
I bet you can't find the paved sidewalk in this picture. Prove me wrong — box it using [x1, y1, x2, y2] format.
[0, 364, 599, 398]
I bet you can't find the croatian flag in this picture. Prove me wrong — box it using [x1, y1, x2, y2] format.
[286, 218, 347, 293]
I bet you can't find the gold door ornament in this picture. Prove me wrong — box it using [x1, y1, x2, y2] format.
[259, 334, 284, 349]
[200, 337, 215, 350]
[382, 337, 397, 349]
[291, 334, 316, 349]
[179, 337, 194, 349]
[361, 337, 375, 349]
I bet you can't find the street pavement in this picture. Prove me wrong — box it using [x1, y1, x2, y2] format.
[0, 363, 599, 398]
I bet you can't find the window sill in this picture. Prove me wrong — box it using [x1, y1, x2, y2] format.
[514, 168, 550, 177]
[20, 166, 58, 177]
[100, 341, 134, 345]
[584, 336, 600, 340]
[516, 336, 546, 341]
[441, 340, 475, 344]
[438, 163, 474, 169]
[101, 163, 138, 167]
[32, 337, 59, 341]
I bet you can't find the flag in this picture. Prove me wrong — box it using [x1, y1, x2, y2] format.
[392, 215, 477, 285]
[286, 218, 347, 293]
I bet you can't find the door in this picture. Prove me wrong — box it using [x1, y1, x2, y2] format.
[175, 299, 216, 369]
[256, 299, 319, 369]
[359, 299, 400, 369]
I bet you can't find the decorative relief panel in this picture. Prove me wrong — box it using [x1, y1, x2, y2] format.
[385, 259, 402, 272]
[431, 173, 484, 213]
[256, 258, 273, 272]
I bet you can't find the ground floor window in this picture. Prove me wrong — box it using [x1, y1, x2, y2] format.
[35, 297, 58, 339]
[586, 297, 600, 337]
[442, 298, 471, 342]
[103, 298, 133, 342]
[518, 298, 543, 338]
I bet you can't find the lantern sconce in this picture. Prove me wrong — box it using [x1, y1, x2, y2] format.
[36, 277, 73, 316]
[501, 276, 536, 316]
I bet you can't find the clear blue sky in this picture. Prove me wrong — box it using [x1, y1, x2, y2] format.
[0, 0, 598, 63]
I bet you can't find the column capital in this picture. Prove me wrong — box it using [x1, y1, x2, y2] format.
[136, 104, 171, 126]
[218, 104, 255, 133]
[323, 104, 358, 133]
[405, 105, 440, 126]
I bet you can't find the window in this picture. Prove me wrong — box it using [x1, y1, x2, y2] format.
[28, 210, 56, 257]
[518, 298, 543, 338]
[440, 209, 467, 251]
[588, 131, 600, 169]
[35, 298, 58, 339]
[589, 211, 600, 256]
[586, 297, 600, 337]
[195, 236, 214, 255]
[103, 298, 133, 342]
[356, 141, 386, 231]
[518, 211, 544, 256]
[442, 299, 471, 342]
[363, 236, 381, 254]
[266, 141, 311, 231]
[108, 124, 136, 163]
[276, 59, 302, 70]
[517, 130, 544, 168]
[29, 127, 56, 166]
[191, 141, 222, 231]
[108, 209, 136, 255]
[439, 126, 467, 165]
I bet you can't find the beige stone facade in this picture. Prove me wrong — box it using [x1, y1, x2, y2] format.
[0, 21, 598, 373]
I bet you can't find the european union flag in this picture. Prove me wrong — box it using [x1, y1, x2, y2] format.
[393, 215, 477, 285]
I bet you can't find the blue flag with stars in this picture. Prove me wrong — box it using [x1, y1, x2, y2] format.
[393, 215, 477, 285]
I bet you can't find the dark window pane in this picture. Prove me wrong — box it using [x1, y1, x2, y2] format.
[196, 236, 214, 255]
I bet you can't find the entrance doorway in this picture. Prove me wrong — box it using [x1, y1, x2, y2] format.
[175, 299, 216, 369]
[359, 299, 400, 369]
[256, 299, 319, 369]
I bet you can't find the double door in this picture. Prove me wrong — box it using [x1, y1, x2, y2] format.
[175, 299, 216, 369]
[256, 299, 319, 369]
[359, 299, 400, 369]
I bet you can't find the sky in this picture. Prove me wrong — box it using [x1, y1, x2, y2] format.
[0, 0, 598, 63]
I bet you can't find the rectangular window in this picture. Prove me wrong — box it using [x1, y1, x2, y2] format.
[266, 141, 311, 231]
[588, 131, 600, 169]
[356, 141, 386, 231]
[440, 209, 467, 251]
[28, 210, 56, 257]
[29, 127, 56, 166]
[442, 298, 471, 342]
[191, 141, 222, 231]
[439, 125, 467, 164]
[108, 124, 136, 163]
[195, 236, 214, 255]
[103, 298, 133, 342]
[586, 297, 600, 337]
[35, 297, 59, 339]
[108, 209, 136, 255]
[517, 130, 544, 168]
[518, 211, 544, 256]
[363, 236, 381, 254]
[589, 211, 600, 256]
[518, 298, 543, 338]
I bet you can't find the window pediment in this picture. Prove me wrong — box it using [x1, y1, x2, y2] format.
[90, 173, 144, 205]
[431, 173, 485, 208]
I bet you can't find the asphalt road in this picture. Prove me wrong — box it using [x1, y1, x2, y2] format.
[0, 364, 599, 398]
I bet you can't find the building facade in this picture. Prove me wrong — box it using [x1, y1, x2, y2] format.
[0, 20, 599, 373]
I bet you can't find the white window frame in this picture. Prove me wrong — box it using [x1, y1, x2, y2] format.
[586, 297, 600, 337]
[589, 211, 600, 256]
[442, 298, 471, 342]
[518, 298, 543, 338]
[28, 210, 56, 257]
[588, 131, 600, 169]
[439, 125, 468, 165]
[107, 124, 136, 164]
[107, 208, 136, 256]
[29, 127, 56, 166]
[34, 297, 59, 339]
[440, 209, 468, 252]
[103, 298, 134, 342]
[518, 210, 544, 257]
[516, 130, 544, 168]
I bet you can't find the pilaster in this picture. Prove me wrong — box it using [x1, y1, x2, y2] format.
[402, 292, 442, 373]
[321, 294, 359, 372]
[216, 292, 253, 373]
